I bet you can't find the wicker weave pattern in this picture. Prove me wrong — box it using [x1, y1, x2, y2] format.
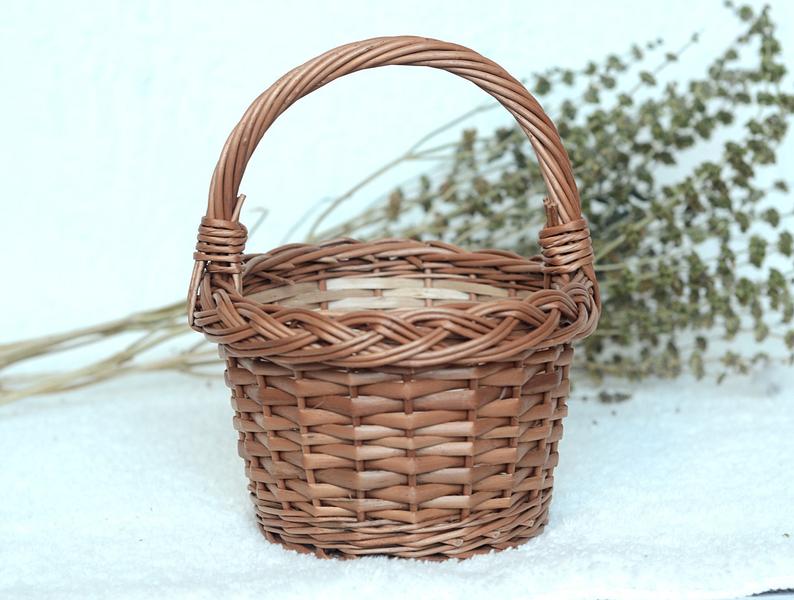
[188, 36, 600, 559]
[226, 345, 571, 558]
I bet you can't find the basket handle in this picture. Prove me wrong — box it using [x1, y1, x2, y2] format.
[192, 36, 598, 311]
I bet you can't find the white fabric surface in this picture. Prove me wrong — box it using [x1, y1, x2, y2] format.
[1, 368, 793, 600]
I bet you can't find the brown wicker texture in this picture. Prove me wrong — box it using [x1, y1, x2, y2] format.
[188, 36, 600, 559]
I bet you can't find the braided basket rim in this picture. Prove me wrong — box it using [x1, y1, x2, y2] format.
[193, 237, 597, 369]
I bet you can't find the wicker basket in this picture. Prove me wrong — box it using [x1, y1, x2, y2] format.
[188, 36, 600, 559]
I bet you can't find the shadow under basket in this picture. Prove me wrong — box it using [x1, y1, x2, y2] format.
[189, 36, 600, 559]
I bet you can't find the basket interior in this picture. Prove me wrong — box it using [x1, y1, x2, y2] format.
[240, 242, 547, 313]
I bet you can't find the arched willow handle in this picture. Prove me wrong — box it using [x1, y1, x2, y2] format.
[208, 35, 582, 225]
[192, 36, 598, 315]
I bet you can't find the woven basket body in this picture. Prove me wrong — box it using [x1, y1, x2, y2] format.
[189, 36, 600, 559]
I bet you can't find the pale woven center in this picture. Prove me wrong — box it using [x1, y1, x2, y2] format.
[244, 276, 533, 312]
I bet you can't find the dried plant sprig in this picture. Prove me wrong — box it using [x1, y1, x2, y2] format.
[315, 2, 794, 381]
[1, 2, 791, 404]
[0, 302, 206, 405]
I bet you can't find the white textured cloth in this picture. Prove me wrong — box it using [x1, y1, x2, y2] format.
[1, 369, 793, 600]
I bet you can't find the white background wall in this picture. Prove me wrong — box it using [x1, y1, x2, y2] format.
[2, 0, 792, 339]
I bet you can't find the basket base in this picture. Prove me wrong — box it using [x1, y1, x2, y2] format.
[251, 489, 552, 560]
